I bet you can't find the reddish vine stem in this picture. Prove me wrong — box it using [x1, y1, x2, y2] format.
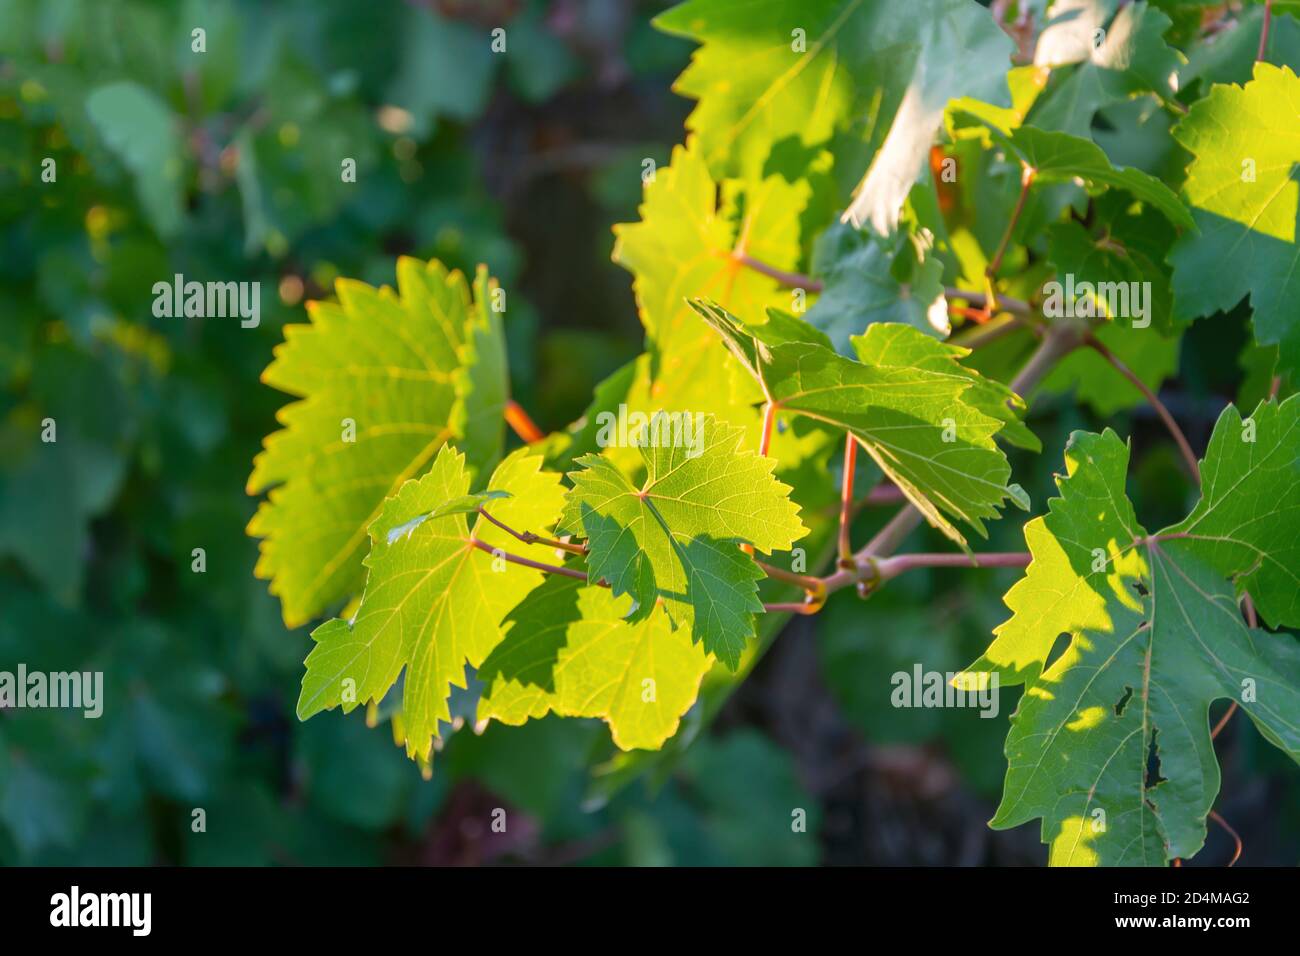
[476, 506, 587, 555]
[731, 253, 824, 293]
[1210, 810, 1244, 867]
[944, 287, 1033, 318]
[950, 313, 1025, 350]
[1210, 702, 1239, 741]
[759, 401, 777, 458]
[838, 436, 858, 566]
[1259, 0, 1274, 61]
[987, 164, 1036, 281]
[762, 600, 822, 615]
[1084, 332, 1201, 485]
[876, 552, 1031, 577]
[864, 483, 906, 506]
[1212, 595, 1257, 739]
[467, 538, 591, 581]
[755, 559, 826, 597]
[504, 399, 546, 444]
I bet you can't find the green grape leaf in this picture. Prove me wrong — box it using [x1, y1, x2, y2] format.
[1029, 1, 1184, 138]
[1039, 211, 1182, 414]
[451, 269, 509, 475]
[655, 0, 1013, 232]
[951, 110, 1193, 228]
[478, 575, 712, 750]
[692, 302, 1024, 546]
[1164, 399, 1300, 628]
[1169, 62, 1300, 376]
[561, 415, 807, 669]
[851, 323, 1041, 453]
[247, 258, 506, 627]
[960, 408, 1300, 866]
[297, 447, 566, 762]
[805, 223, 950, 352]
[1181, 6, 1300, 94]
[612, 138, 808, 413]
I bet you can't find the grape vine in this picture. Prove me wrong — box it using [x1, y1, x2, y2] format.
[248, 0, 1300, 866]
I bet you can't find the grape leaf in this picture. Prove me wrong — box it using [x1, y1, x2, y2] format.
[296, 446, 566, 762]
[1164, 399, 1300, 628]
[952, 110, 1193, 228]
[247, 258, 506, 627]
[477, 575, 712, 750]
[562, 415, 807, 669]
[1181, 6, 1300, 94]
[1039, 213, 1182, 414]
[850, 323, 1041, 452]
[612, 138, 808, 415]
[656, 0, 1013, 233]
[1029, 1, 1184, 138]
[805, 222, 950, 351]
[960, 408, 1300, 866]
[1169, 62, 1300, 377]
[691, 302, 1025, 546]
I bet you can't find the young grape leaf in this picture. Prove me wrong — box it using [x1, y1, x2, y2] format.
[656, 0, 1013, 234]
[296, 446, 565, 761]
[247, 258, 506, 627]
[691, 301, 1025, 546]
[612, 138, 808, 414]
[1169, 63, 1300, 377]
[477, 574, 712, 750]
[561, 415, 807, 669]
[951, 110, 1193, 228]
[960, 406, 1300, 866]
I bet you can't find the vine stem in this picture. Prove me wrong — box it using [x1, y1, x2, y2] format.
[944, 287, 1033, 318]
[504, 400, 546, 444]
[1259, 0, 1274, 61]
[864, 483, 906, 506]
[875, 551, 1031, 576]
[467, 538, 591, 581]
[759, 401, 777, 458]
[1084, 332, 1201, 485]
[477, 505, 587, 555]
[1211, 595, 1257, 740]
[1210, 811, 1244, 866]
[987, 164, 1036, 281]
[950, 313, 1024, 350]
[731, 253, 823, 293]
[838, 435, 857, 565]
[812, 323, 1083, 600]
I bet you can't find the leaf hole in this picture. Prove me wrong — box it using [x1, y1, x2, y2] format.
[1114, 686, 1134, 717]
